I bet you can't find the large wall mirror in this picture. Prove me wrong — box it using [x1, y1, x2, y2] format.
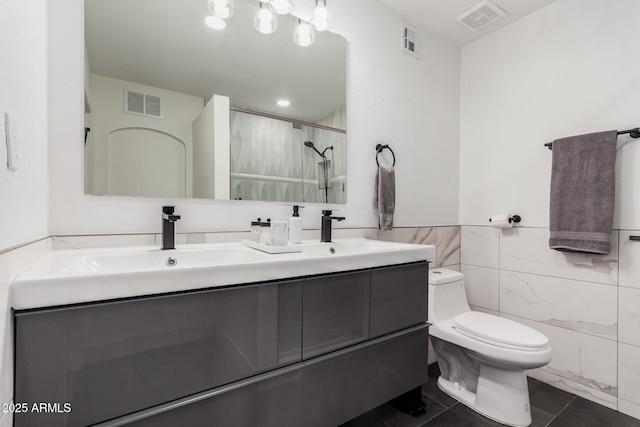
[84, 0, 347, 203]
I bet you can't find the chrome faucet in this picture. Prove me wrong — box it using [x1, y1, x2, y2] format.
[320, 209, 345, 243]
[161, 206, 181, 250]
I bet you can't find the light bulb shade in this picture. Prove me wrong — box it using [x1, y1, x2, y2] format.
[207, 0, 234, 19]
[268, 0, 294, 15]
[254, 5, 277, 34]
[205, 15, 227, 29]
[293, 21, 315, 47]
[310, 0, 331, 31]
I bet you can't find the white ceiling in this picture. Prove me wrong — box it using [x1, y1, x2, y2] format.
[378, 0, 560, 46]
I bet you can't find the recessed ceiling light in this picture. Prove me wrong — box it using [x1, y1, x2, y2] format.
[205, 15, 226, 30]
[277, 99, 291, 107]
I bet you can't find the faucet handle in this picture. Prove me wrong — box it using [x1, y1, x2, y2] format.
[322, 209, 333, 216]
[162, 213, 181, 222]
[162, 206, 181, 222]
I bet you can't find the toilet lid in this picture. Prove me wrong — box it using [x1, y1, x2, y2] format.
[452, 312, 549, 349]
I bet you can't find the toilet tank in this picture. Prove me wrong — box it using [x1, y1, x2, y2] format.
[428, 269, 471, 324]
[429, 269, 464, 286]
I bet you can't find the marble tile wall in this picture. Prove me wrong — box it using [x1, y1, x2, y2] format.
[377, 226, 460, 268]
[461, 225, 640, 419]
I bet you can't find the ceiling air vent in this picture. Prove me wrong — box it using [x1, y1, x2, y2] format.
[401, 23, 421, 59]
[125, 89, 163, 118]
[456, 0, 506, 32]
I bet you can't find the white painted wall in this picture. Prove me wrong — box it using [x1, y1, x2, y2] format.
[459, 0, 640, 419]
[0, 0, 49, 250]
[192, 97, 217, 199]
[460, 0, 640, 228]
[87, 74, 204, 197]
[0, 2, 50, 421]
[192, 95, 230, 199]
[48, 0, 460, 236]
[213, 97, 230, 200]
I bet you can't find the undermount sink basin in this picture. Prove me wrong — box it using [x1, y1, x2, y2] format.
[12, 238, 435, 310]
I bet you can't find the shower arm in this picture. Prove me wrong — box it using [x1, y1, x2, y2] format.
[321, 146, 334, 158]
[304, 141, 333, 161]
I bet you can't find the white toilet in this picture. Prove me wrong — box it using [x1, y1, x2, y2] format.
[428, 269, 552, 427]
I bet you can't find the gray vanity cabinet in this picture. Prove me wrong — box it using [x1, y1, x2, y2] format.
[370, 263, 428, 337]
[303, 263, 428, 359]
[14, 280, 302, 427]
[112, 365, 304, 427]
[14, 261, 428, 427]
[302, 270, 371, 359]
[302, 324, 429, 427]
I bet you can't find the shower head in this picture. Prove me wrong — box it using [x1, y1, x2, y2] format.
[321, 146, 334, 157]
[304, 140, 325, 159]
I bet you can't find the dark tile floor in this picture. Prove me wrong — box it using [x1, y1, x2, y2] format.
[341, 364, 640, 427]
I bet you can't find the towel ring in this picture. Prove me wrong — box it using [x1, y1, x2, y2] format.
[376, 144, 395, 167]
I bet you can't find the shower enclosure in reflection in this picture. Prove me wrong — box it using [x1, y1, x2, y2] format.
[304, 141, 333, 203]
[230, 110, 346, 203]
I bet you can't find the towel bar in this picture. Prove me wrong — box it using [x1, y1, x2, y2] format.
[544, 127, 640, 150]
[630, 236, 640, 241]
[376, 144, 396, 167]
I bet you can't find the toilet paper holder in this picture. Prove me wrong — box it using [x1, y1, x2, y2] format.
[489, 215, 521, 224]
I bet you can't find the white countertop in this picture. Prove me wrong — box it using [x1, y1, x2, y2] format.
[11, 238, 435, 310]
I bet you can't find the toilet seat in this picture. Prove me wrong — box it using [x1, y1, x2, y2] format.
[452, 311, 549, 351]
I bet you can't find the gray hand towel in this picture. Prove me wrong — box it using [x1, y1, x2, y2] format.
[549, 130, 617, 254]
[374, 165, 395, 230]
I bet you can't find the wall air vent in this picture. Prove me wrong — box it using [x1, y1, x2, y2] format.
[401, 23, 421, 59]
[455, 0, 506, 32]
[125, 89, 163, 118]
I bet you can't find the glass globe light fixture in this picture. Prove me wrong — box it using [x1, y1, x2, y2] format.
[205, 15, 227, 29]
[310, 0, 331, 31]
[207, 0, 234, 19]
[293, 20, 315, 47]
[254, 3, 277, 34]
[268, 0, 294, 15]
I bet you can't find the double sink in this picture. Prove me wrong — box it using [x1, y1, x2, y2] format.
[11, 238, 435, 310]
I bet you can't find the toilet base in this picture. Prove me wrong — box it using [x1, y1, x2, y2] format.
[437, 364, 532, 427]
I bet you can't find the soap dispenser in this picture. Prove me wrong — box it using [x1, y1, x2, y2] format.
[289, 205, 304, 244]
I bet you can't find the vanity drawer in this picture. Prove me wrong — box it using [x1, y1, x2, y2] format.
[14, 280, 302, 427]
[370, 262, 428, 337]
[301, 324, 429, 427]
[99, 365, 303, 427]
[302, 270, 371, 359]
